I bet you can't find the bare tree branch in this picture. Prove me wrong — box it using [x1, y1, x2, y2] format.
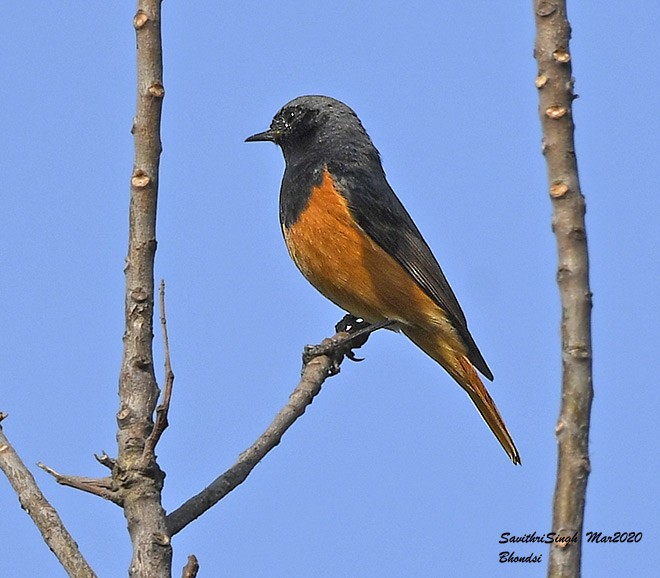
[36, 463, 121, 506]
[94, 451, 116, 471]
[0, 421, 97, 578]
[166, 316, 390, 536]
[533, 2, 594, 576]
[114, 2, 171, 576]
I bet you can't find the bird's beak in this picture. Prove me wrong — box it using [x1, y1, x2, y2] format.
[245, 129, 278, 143]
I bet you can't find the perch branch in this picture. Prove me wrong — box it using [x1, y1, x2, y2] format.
[533, 2, 594, 576]
[166, 315, 392, 535]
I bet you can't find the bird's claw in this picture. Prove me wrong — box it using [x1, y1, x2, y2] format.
[345, 350, 364, 362]
[303, 314, 392, 371]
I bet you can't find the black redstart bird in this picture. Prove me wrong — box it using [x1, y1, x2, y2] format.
[246, 95, 520, 464]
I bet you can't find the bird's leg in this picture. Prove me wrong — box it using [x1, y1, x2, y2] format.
[302, 314, 397, 372]
[334, 314, 397, 360]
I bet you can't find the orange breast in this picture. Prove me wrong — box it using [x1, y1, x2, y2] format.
[282, 168, 445, 329]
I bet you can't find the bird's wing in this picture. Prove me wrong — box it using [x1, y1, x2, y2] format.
[335, 167, 493, 380]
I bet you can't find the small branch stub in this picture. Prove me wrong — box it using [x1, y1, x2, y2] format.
[545, 105, 568, 119]
[131, 172, 151, 188]
[134, 11, 149, 29]
[182, 555, 199, 578]
[95, 452, 116, 470]
[536, 1, 557, 17]
[149, 83, 165, 98]
[550, 183, 569, 198]
[535, 74, 549, 89]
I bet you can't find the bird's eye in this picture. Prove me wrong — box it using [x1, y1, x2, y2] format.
[280, 108, 298, 130]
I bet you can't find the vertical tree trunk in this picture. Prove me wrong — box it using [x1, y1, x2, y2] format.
[533, 2, 594, 577]
[115, 2, 171, 576]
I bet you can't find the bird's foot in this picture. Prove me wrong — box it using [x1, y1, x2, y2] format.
[302, 314, 397, 373]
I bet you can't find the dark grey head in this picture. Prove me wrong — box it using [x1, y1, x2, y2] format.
[245, 95, 376, 162]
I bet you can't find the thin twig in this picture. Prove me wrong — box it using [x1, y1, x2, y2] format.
[0, 423, 97, 578]
[166, 316, 388, 535]
[37, 463, 122, 506]
[95, 451, 116, 471]
[533, 2, 594, 577]
[143, 280, 175, 460]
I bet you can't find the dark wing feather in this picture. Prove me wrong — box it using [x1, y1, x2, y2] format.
[333, 165, 493, 380]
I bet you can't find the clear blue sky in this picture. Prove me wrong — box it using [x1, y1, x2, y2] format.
[1, 2, 658, 576]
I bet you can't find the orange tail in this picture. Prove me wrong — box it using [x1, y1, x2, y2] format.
[403, 327, 521, 465]
[452, 356, 521, 464]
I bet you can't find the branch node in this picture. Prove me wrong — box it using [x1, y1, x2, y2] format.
[536, 1, 557, 17]
[550, 183, 569, 198]
[553, 49, 571, 63]
[153, 532, 171, 546]
[182, 555, 199, 578]
[95, 451, 116, 470]
[148, 83, 165, 98]
[545, 105, 568, 119]
[535, 74, 549, 89]
[131, 171, 151, 188]
[133, 10, 149, 29]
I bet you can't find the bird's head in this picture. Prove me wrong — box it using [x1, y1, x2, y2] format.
[246, 95, 370, 159]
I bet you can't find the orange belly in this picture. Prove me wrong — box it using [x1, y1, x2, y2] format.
[282, 168, 456, 344]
